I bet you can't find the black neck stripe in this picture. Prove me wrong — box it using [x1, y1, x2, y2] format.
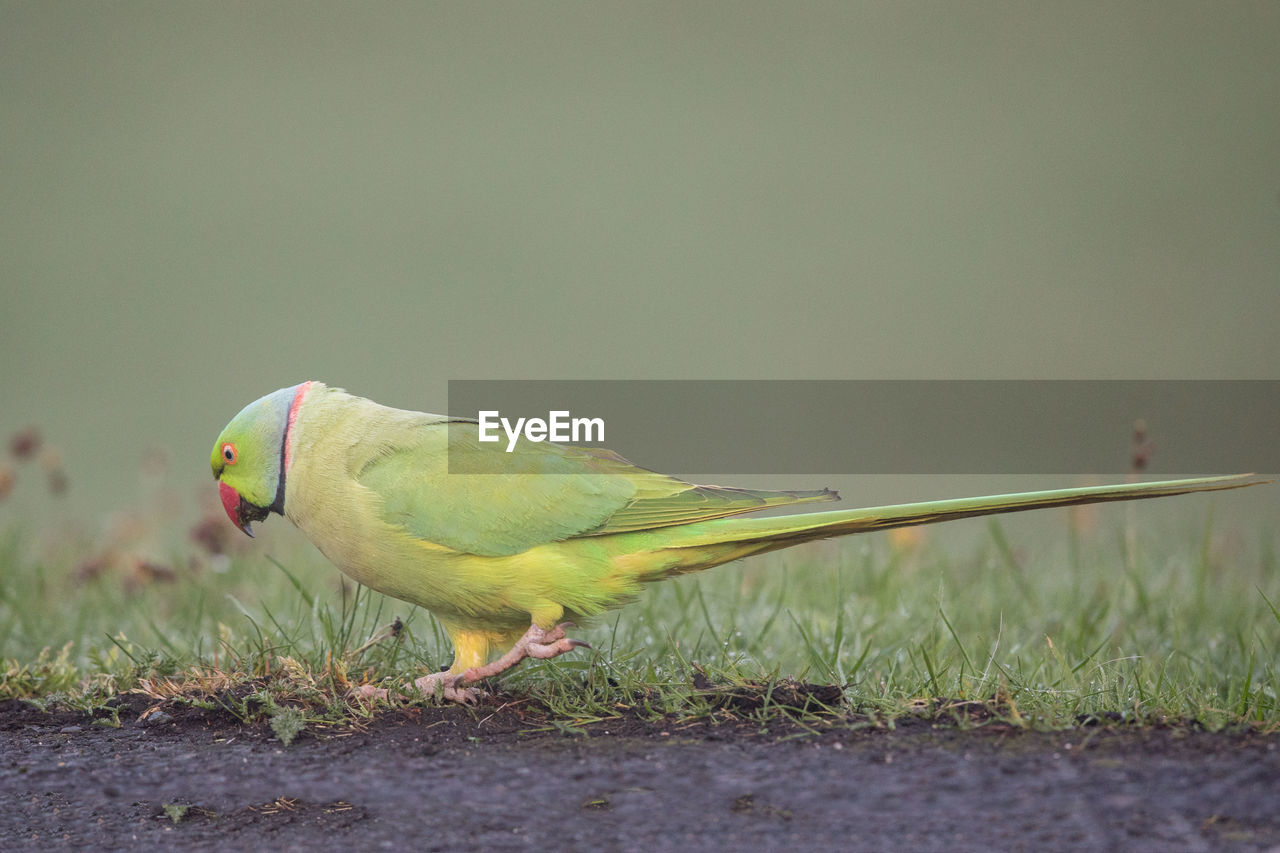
[270, 416, 288, 515]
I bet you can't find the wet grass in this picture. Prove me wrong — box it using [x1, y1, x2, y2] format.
[0, 509, 1277, 733]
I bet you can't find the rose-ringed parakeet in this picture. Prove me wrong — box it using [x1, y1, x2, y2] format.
[211, 382, 1265, 703]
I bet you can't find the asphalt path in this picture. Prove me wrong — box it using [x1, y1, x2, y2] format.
[2, 697, 1277, 851]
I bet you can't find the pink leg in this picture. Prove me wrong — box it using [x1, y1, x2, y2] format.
[352, 671, 485, 705]
[351, 622, 588, 705]
[457, 622, 589, 685]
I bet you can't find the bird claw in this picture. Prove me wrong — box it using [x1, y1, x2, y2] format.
[349, 673, 486, 705]
[411, 672, 483, 703]
[525, 635, 587, 660]
[442, 684, 485, 705]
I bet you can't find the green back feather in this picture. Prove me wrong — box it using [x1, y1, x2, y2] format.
[357, 420, 838, 556]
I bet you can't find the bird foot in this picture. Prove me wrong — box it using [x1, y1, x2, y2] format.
[351, 672, 486, 705]
[350, 621, 589, 704]
[458, 621, 590, 684]
[409, 671, 485, 705]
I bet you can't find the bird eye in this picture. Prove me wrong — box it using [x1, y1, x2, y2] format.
[222, 443, 237, 464]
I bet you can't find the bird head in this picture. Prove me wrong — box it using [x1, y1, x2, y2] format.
[210, 382, 311, 536]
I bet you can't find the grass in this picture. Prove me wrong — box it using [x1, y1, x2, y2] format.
[0, 507, 1277, 733]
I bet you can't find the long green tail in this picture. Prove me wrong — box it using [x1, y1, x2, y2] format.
[667, 474, 1269, 556]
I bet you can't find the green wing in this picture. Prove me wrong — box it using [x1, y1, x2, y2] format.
[356, 421, 837, 557]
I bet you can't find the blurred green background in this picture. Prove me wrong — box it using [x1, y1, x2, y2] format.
[3, 2, 1277, 537]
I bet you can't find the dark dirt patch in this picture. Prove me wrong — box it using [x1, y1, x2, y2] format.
[2, 693, 1277, 851]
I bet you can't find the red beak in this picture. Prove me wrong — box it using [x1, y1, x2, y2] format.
[219, 480, 255, 537]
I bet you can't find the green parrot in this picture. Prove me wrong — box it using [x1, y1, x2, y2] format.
[211, 381, 1265, 703]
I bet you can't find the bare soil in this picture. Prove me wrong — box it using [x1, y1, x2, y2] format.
[2, 693, 1277, 852]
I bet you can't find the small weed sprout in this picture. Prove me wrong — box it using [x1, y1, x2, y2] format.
[269, 705, 306, 747]
[162, 803, 190, 824]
